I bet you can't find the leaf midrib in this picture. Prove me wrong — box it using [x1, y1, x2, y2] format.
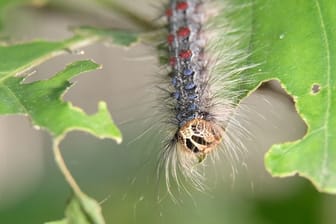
[314, 0, 331, 185]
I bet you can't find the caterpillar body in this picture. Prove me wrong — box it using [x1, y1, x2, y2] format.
[156, 0, 252, 193]
[166, 0, 224, 157]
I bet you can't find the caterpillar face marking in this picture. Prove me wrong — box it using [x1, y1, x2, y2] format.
[178, 119, 223, 160]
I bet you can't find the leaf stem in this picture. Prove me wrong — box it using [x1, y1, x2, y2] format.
[53, 139, 82, 195]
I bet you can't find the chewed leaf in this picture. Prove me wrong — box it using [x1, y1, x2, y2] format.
[45, 193, 105, 224]
[0, 5, 139, 222]
[0, 59, 121, 142]
[0, 28, 139, 76]
[0, 24, 140, 138]
[249, 0, 336, 193]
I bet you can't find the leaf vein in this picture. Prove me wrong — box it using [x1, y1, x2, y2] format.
[314, 0, 331, 185]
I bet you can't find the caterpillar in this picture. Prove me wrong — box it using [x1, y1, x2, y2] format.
[155, 0, 253, 195]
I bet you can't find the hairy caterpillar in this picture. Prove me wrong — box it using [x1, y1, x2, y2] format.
[154, 0, 253, 195]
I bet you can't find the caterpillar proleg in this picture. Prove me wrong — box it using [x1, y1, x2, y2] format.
[155, 0, 253, 194]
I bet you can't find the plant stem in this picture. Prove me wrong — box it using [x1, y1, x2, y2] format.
[53, 139, 82, 195]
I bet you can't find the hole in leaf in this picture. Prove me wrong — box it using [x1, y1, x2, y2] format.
[249, 80, 308, 144]
[311, 84, 321, 94]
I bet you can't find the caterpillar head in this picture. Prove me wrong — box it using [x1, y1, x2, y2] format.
[177, 118, 223, 162]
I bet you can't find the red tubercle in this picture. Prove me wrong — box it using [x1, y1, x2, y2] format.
[169, 57, 177, 66]
[167, 34, 174, 44]
[177, 27, 190, 38]
[165, 8, 173, 17]
[176, 2, 188, 11]
[179, 50, 192, 59]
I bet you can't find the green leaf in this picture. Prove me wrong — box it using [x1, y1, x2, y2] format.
[1, 58, 119, 224]
[0, 25, 139, 139]
[0, 59, 121, 141]
[46, 193, 105, 224]
[0, 1, 141, 223]
[0, 28, 138, 78]
[0, 13, 139, 224]
[249, 0, 336, 193]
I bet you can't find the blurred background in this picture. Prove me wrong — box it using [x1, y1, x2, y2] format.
[0, 0, 335, 223]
